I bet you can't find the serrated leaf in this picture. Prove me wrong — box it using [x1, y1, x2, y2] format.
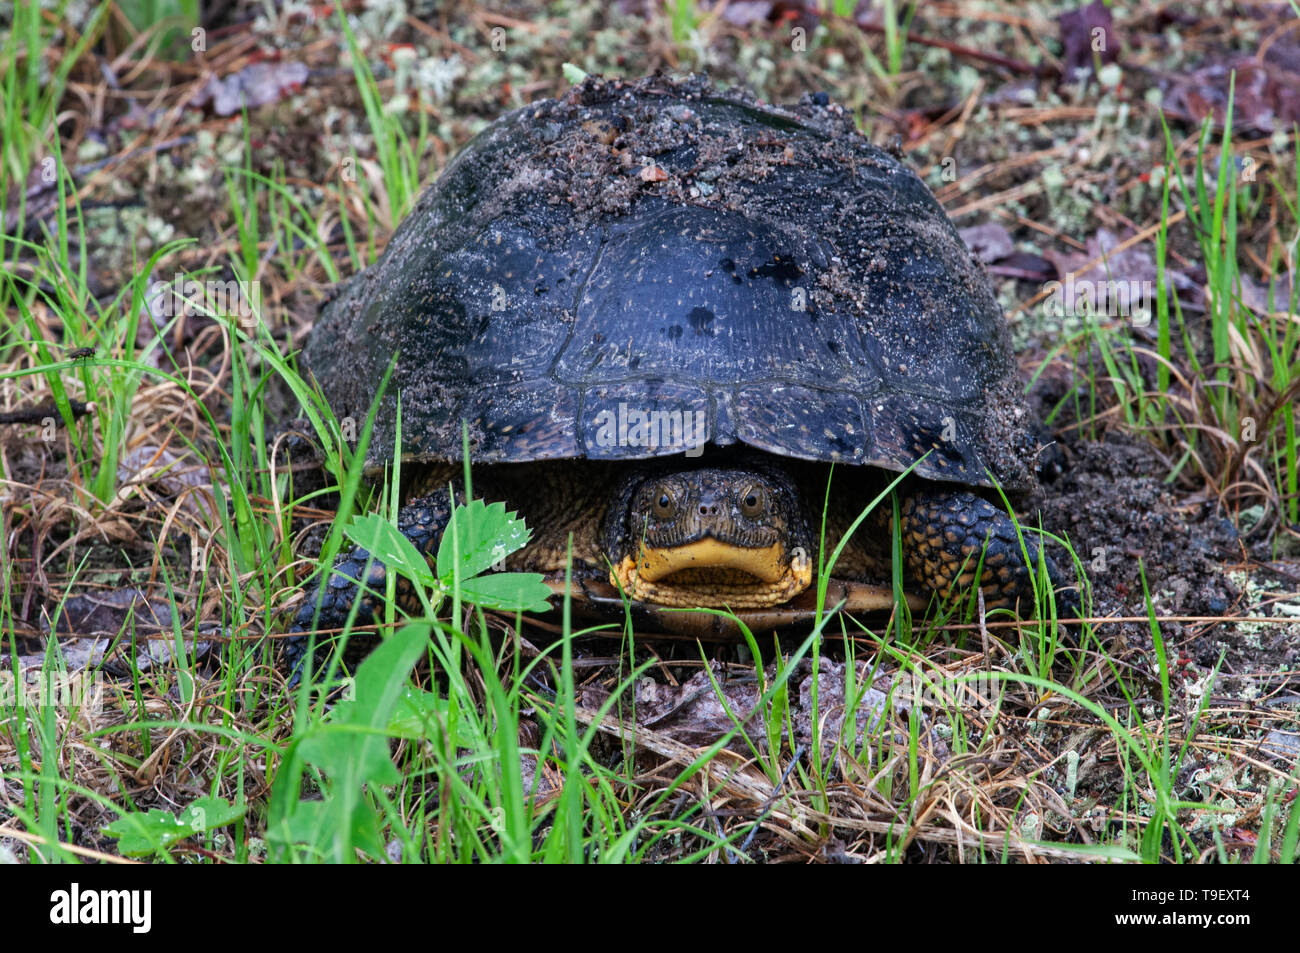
[436, 498, 532, 583]
[455, 572, 554, 613]
[102, 796, 245, 857]
[343, 512, 436, 585]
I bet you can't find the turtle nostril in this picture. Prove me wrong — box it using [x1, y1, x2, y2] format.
[699, 503, 716, 517]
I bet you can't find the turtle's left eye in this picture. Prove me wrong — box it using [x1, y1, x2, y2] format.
[738, 484, 767, 518]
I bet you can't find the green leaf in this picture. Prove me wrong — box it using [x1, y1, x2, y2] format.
[562, 63, 589, 84]
[344, 512, 436, 585]
[281, 798, 387, 862]
[102, 796, 245, 857]
[436, 499, 532, 583]
[387, 686, 451, 738]
[272, 624, 429, 861]
[456, 572, 554, 613]
[297, 623, 429, 778]
[1140, 811, 1165, 863]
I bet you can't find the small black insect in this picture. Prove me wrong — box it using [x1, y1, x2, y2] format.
[67, 347, 94, 361]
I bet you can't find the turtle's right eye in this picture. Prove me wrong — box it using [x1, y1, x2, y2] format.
[652, 486, 678, 519]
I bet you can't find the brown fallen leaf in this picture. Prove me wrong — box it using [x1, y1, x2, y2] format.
[959, 221, 1015, 264]
[581, 658, 948, 759]
[191, 61, 309, 117]
[1057, 1, 1118, 82]
[45, 588, 174, 636]
[1044, 228, 1199, 320]
[1162, 56, 1300, 134]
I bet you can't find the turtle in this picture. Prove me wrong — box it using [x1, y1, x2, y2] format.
[288, 74, 1076, 663]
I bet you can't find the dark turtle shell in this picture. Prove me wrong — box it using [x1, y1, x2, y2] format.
[305, 75, 1035, 491]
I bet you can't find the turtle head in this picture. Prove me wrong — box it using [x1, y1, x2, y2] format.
[607, 466, 813, 608]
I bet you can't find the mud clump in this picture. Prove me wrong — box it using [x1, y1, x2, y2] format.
[1039, 432, 1241, 626]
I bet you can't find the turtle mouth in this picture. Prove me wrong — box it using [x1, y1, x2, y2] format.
[611, 540, 813, 608]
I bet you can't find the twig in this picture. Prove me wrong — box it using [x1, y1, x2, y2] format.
[72, 134, 195, 179]
[0, 399, 94, 426]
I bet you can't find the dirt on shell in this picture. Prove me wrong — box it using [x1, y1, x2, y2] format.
[307, 73, 1036, 493]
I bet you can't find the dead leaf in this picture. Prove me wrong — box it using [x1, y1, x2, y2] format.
[45, 588, 174, 637]
[989, 250, 1057, 282]
[1163, 53, 1300, 134]
[1057, 2, 1117, 82]
[1044, 228, 1199, 318]
[1240, 271, 1298, 317]
[119, 443, 209, 515]
[959, 222, 1015, 263]
[192, 61, 309, 117]
[581, 659, 948, 759]
[719, 1, 776, 27]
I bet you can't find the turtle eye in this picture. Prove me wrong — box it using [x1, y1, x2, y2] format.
[738, 484, 767, 518]
[652, 486, 678, 519]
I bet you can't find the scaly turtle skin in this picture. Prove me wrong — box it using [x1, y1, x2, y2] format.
[288, 75, 1076, 669]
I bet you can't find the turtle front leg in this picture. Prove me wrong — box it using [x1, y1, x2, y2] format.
[893, 489, 1078, 616]
[282, 490, 452, 679]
